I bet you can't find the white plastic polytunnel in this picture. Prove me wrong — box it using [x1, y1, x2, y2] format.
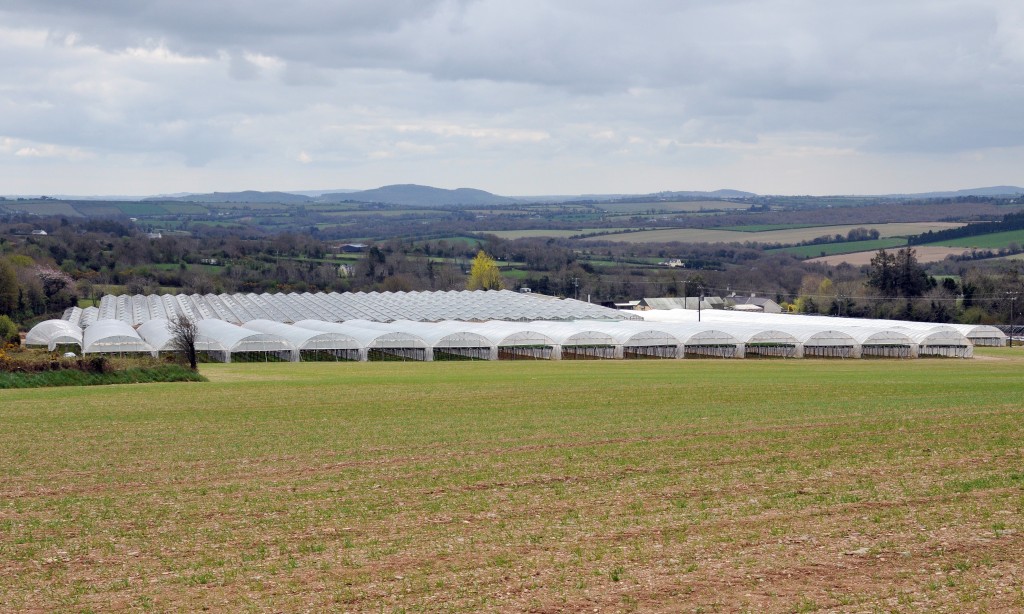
[136, 318, 176, 354]
[25, 319, 84, 351]
[711, 324, 800, 358]
[772, 326, 859, 358]
[388, 320, 497, 360]
[526, 321, 620, 359]
[242, 320, 362, 361]
[644, 322, 741, 358]
[82, 320, 153, 355]
[70, 290, 640, 327]
[948, 324, 1006, 347]
[293, 320, 429, 361]
[195, 319, 293, 363]
[580, 321, 682, 359]
[906, 328, 973, 358]
[451, 320, 558, 360]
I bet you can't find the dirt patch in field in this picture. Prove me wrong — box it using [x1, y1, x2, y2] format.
[807, 246, 970, 266]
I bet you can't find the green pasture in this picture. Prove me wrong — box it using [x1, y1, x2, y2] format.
[925, 228, 1024, 249]
[712, 223, 819, 232]
[591, 222, 965, 245]
[769, 237, 907, 258]
[1, 356, 1023, 611]
[595, 200, 752, 213]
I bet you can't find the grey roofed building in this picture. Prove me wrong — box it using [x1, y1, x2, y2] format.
[639, 297, 722, 311]
[726, 295, 782, 314]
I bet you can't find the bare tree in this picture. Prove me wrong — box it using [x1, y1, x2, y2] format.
[167, 314, 199, 370]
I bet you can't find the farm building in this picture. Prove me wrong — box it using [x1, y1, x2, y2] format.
[35, 290, 990, 362]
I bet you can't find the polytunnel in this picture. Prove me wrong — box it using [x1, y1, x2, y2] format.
[773, 326, 859, 358]
[526, 321, 619, 359]
[25, 319, 83, 352]
[293, 320, 429, 361]
[844, 328, 916, 358]
[454, 320, 557, 360]
[242, 319, 362, 361]
[949, 324, 1006, 347]
[582, 321, 682, 359]
[907, 328, 972, 358]
[136, 318, 176, 355]
[195, 319, 293, 363]
[720, 324, 801, 358]
[389, 320, 496, 360]
[643, 322, 740, 358]
[83, 320, 153, 355]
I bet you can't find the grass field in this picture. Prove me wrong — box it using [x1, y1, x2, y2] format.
[588, 222, 965, 245]
[477, 228, 636, 239]
[713, 224, 820, 232]
[595, 200, 753, 214]
[769, 237, 907, 258]
[2, 356, 1024, 611]
[925, 228, 1024, 249]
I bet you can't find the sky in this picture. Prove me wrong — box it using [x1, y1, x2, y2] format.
[1, 0, 1023, 197]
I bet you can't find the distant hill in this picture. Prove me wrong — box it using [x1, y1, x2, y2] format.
[319, 184, 519, 207]
[897, 186, 1024, 199]
[149, 191, 313, 204]
[656, 189, 758, 199]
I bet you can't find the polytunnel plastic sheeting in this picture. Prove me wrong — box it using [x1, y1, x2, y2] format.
[293, 320, 417, 348]
[524, 321, 617, 346]
[448, 320, 557, 346]
[906, 329, 973, 358]
[949, 324, 1006, 346]
[136, 318, 176, 352]
[195, 319, 293, 355]
[80, 307, 99, 328]
[83, 320, 153, 354]
[387, 320, 495, 348]
[242, 320, 362, 350]
[577, 320, 681, 346]
[25, 319, 83, 350]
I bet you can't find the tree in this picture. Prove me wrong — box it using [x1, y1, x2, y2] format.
[0, 258, 17, 317]
[467, 251, 504, 290]
[168, 314, 200, 370]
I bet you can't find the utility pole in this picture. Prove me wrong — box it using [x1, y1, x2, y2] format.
[1008, 291, 1018, 347]
[572, 277, 579, 301]
[698, 287, 704, 322]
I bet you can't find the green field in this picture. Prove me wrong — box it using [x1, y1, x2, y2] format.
[926, 228, 1024, 249]
[595, 200, 753, 214]
[2, 357, 1024, 611]
[713, 224, 820, 232]
[590, 223, 966, 245]
[769, 237, 907, 258]
[477, 228, 637, 239]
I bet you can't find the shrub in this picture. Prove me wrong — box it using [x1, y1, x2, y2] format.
[0, 315, 18, 345]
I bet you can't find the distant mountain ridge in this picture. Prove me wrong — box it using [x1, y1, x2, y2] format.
[148, 190, 313, 204]
[319, 184, 520, 207]
[123, 184, 1024, 207]
[893, 186, 1024, 199]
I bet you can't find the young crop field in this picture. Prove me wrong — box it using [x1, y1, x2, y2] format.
[769, 237, 907, 259]
[595, 200, 753, 214]
[590, 222, 966, 245]
[925, 228, 1024, 249]
[808, 246, 971, 267]
[2, 355, 1023, 611]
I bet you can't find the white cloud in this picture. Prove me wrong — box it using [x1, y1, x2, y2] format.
[0, 1, 1022, 195]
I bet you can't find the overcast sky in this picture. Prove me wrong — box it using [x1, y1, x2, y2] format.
[2, 1, 1023, 196]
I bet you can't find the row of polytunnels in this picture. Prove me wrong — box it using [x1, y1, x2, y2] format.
[27, 315, 988, 361]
